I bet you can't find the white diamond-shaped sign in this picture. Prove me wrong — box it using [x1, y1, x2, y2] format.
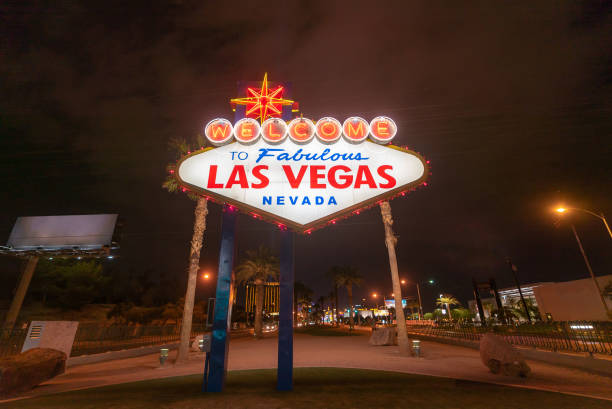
[177, 138, 427, 232]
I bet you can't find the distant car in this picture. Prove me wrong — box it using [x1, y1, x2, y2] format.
[263, 323, 278, 332]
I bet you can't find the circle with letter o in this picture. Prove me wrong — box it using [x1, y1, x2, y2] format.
[315, 117, 342, 143]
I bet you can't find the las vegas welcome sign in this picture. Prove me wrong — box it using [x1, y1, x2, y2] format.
[175, 116, 429, 233]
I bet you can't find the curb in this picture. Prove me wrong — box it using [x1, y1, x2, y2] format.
[407, 332, 612, 378]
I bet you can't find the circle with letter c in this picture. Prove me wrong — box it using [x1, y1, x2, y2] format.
[315, 117, 342, 143]
[288, 118, 315, 143]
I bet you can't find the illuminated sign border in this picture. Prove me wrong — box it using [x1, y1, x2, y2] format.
[172, 140, 430, 234]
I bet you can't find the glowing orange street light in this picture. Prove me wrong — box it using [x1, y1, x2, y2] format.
[554, 205, 611, 239]
[400, 279, 406, 285]
[372, 293, 378, 298]
[202, 272, 210, 280]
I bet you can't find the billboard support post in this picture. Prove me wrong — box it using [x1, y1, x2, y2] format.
[3, 256, 39, 331]
[277, 229, 294, 391]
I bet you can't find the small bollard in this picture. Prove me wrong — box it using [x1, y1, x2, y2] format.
[159, 348, 169, 366]
[412, 339, 421, 357]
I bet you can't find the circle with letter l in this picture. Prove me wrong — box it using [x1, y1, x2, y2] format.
[261, 118, 288, 143]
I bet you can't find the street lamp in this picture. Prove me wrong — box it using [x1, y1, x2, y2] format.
[554, 207, 610, 315]
[401, 278, 436, 320]
[556, 206, 612, 240]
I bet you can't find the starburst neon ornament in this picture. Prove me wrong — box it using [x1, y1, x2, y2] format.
[231, 73, 295, 123]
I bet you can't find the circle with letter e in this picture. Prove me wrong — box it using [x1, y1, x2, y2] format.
[234, 118, 261, 144]
[369, 116, 397, 144]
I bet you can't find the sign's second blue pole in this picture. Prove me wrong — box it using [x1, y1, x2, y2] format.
[277, 229, 294, 391]
[206, 206, 237, 392]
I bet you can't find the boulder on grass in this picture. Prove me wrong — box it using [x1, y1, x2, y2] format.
[479, 334, 530, 377]
[0, 348, 66, 397]
[369, 327, 397, 346]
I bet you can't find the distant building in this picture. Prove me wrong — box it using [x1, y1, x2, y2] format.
[245, 282, 279, 315]
[468, 275, 612, 322]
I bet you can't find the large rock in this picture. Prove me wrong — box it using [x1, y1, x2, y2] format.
[0, 348, 67, 397]
[479, 334, 530, 377]
[191, 334, 204, 352]
[369, 327, 397, 346]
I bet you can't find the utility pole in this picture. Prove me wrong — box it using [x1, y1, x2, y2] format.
[570, 224, 609, 315]
[416, 283, 423, 320]
[379, 201, 411, 356]
[505, 258, 531, 324]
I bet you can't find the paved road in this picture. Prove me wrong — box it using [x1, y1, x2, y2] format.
[8, 332, 612, 402]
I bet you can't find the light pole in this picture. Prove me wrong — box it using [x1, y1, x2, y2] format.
[556, 207, 612, 240]
[401, 278, 434, 320]
[570, 223, 609, 315]
[555, 207, 610, 316]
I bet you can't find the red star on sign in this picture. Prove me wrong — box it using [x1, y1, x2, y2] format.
[231, 73, 295, 123]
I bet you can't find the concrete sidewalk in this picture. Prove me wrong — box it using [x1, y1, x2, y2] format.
[10, 333, 612, 402]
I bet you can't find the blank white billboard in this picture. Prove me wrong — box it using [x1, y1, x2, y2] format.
[7, 214, 118, 250]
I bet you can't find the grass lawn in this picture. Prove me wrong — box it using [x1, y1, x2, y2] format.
[3, 368, 611, 409]
[295, 325, 364, 336]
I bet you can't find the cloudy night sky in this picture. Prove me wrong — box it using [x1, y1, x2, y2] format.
[1, 1, 610, 310]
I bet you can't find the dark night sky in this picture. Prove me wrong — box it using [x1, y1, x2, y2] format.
[1, 1, 610, 311]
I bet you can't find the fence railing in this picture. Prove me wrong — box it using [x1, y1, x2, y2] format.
[0, 324, 210, 358]
[405, 321, 612, 355]
[70, 323, 209, 357]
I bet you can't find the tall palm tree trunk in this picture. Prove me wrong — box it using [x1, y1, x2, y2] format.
[380, 201, 411, 356]
[176, 197, 208, 363]
[254, 280, 264, 338]
[446, 303, 453, 320]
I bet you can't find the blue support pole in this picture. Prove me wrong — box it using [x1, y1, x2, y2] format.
[206, 206, 237, 392]
[277, 230, 294, 391]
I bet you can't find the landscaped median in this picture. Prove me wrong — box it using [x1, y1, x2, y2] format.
[2, 368, 611, 409]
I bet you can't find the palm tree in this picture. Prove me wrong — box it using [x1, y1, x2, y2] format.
[294, 281, 313, 325]
[436, 295, 461, 320]
[406, 299, 421, 320]
[326, 266, 343, 326]
[235, 245, 279, 338]
[163, 135, 209, 363]
[334, 266, 363, 329]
